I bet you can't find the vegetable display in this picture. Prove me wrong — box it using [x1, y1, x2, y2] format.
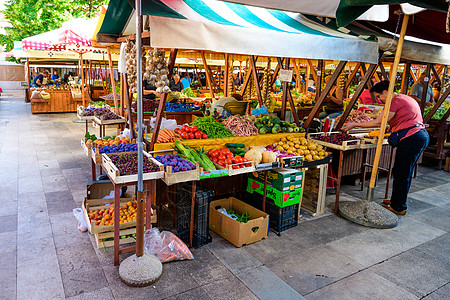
[334, 110, 372, 125]
[207, 148, 251, 169]
[146, 49, 170, 94]
[154, 154, 196, 172]
[156, 128, 179, 143]
[272, 136, 328, 161]
[174, 125, 208, 140]
[173, 141, 216, 171]
[223, 115, 258, 136]
[109, 153, 160, 175]
[182, 87, 195, 97]
[254, 115, 302, 134]
[191, 116, 233, 139]
[424, 102, 450, 120]
[312, 133, 359, 145]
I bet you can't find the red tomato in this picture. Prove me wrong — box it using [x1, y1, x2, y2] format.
[245, 163, 251, 167]
[221, 148, 231, 155]
[180, 132, 188, 139]
[194, 132, 202, 139]
[212, 157, 218, 163]
[227, 153, 234, 160]
[181, 125, 189, 132]
[235, 157, 243, 164]
[218, 155, 226, 161]
[211, 151, 219, 158]
[242, 158, 247, 162]
[218, 160, 225, 167]
[225, 158, 233, 166]
[232, 165, 239, 169]
[202, 133, 208, 139]
[207, 150, 213, 156]
[191, 126, 199, 133]
[174, 128, 181, 134]
[189, 132, 195, 139]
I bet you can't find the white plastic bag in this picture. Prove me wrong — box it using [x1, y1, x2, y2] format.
[149, 117, 177, 130]
[73, 208, 88, 232]
[144, 228, 193, 263]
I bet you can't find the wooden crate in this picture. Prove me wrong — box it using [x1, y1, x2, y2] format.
[77, 105, 95, 120]
[309, 132, 361, 151]
[93, 115, 126, 126]
[163, 162, 201, 186]
[94, 227, 137, 249]
[299, 164, 328, 216]
[101, 151, 164, 184]
[31, 99, 51, 114]
[91, 139, 138, 165]
[351, 133, 389, 149]
[82, 197, 157, 234]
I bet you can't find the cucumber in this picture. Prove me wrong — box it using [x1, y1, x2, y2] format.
[229, 148, 246, 156]
[225, 143, 246, 148]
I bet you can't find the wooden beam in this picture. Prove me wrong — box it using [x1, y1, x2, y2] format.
[344, 62, 360, 92]
[250, 55, 263, 106]
[315, 60, 324, 101]
[305, 63, 310, 93]
[107, 47, 119, 114]
[270, 58, 283, 87]
[117, 31, 151, 43]
[240, 67, 253, 97]
[306, 60, 317, 83]
[430, 64, 443, 86]
[410, 67, 418, 83]
[287, 84, 300, 125]
[423, 85, 450, 123]
[435, 107, 450, 128]
[97, 33, 120, 44]
[292, 59, 300, 89]
[303, 61, 347, 129]
[200, 51, 215, 98]
[149, 49, 178, 151]
[401, 60, 411, 94]
[80, 53, 86, 107]
[224, 53, 229, 97]
[378, 61, 389, 80]
[420, 63, 432, 114]
[336, 64, 378, 130]
[277, 57, 288, 120]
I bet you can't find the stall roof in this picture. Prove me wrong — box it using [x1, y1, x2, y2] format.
[98, 0, 379, 64]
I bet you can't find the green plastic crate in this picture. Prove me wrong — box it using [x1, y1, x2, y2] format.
[249, 168, 303, 192]
[246, 178, 302, 208]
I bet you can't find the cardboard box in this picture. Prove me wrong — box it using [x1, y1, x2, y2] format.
[246, 177, 302, 208]
[87, 180, 114, 199]
[209, 197, 269, 247]
[249, 168, 303, 192]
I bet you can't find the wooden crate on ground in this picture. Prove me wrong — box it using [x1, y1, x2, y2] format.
[299, 163, 328, 216]
[94, 227, 137, 249]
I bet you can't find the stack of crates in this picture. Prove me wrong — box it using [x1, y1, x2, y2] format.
[245, 168, 303, 233]
[176, 184, 214, 248]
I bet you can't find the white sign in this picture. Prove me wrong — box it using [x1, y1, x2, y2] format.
[279, 70, 293, 82]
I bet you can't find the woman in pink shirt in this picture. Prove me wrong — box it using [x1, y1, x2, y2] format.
[342, 81, 429, 215]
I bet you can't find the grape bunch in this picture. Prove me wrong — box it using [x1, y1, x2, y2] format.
[154, 154, 196, 172]
[110, 153, 160, 175]
[313, 133, 358, 145]
[94, 143, 137, 154]
[96, 109, 121, 120]
[81, 107, 107, 117]
[131, 99, 159, 112]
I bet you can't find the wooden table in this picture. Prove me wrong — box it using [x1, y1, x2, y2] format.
[30, 89, 83, 113]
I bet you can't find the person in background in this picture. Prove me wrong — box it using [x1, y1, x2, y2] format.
[359, 88, 382, 104]
[51, 71, 61, 83]
[31, 71, 49, 87]
[342, 80, 429, 215]
[432, 82, 440, 101]
[409, 73, 434, 105]
[199, 74, 206, 87]
[318, 75, 344, 119]
[232, 72, 241, 90]
[169, 74, 183, 92]
[143, 80, 158, 100]
[181, 73, 190, 90]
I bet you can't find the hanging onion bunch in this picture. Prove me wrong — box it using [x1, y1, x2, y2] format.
[338, 74, 346, 89]
[145, 48, 170, 94]
[125, 40, 145, 94]
[228, 65, 234, 95]
[261, 67, 271, 107]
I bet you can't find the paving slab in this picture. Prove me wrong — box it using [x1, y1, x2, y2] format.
[45, 190, 77, 216]
[422, 283, 450, 300]
[17, 235, 57, 268]
[327, 217, 446, 267]
[414, 233, 450, 264]
[408, 185, 450, 207]
[369, 248, 450, 298]
[0, 230, 16, 253]
[236, 266, 305, 300]
[206, 238, 263, 275]
[165, 287, 212, 300]
[0, 214, 17, 234]
[66, 286, 114, 300]
[411, 206, 450, 232]
[266, 245, 364, 296]
[201, 274, 258, 300]
[0, 251, 17, 300]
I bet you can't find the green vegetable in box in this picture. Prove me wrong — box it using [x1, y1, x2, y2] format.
[182, 87, 195, 97]
[424, 102, 450, 120]
[191, 116, 233, 139]
[254, 115, 302, 134]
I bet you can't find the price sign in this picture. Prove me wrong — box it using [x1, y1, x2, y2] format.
[279, 70, 293, 82]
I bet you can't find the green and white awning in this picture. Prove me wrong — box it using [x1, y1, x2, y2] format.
[99, 0, 379, 63]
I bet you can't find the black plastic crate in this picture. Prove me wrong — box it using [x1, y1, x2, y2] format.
[243, 192, 298, 233]
[176, 184, 214, 248]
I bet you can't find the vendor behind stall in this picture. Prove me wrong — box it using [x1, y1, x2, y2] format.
[319, 75, 344, 119]
[169, 74, 183, 92]
[143, 80, 158, 100]
[31, 71, 49, 87]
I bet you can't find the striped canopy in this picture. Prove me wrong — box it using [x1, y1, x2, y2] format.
[98, 0, 379, 63]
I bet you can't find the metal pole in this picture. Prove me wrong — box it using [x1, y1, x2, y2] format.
[135, 0, 144, 257]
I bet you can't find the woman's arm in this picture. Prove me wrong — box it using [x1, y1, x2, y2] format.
[341, 110, 395, 131]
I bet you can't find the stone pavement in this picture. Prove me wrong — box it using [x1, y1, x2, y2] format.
[0, 97, 449, 300]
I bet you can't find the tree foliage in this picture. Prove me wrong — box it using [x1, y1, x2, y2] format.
[0, 0, 108, 52]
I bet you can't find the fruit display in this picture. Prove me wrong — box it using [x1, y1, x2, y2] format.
[334, 110, 372, 126]
[174, 125, 208, 140]
[424, 102, 450, 120]
[191, 116, 232, 138]
[223, 115, 258, 137]
[146, 48, 170, 94]
[173, 141, 216, 171]
[254, 115, 302, 134]
[131, 99, 158, 112]
[94, 143, 137, 154]
[154, 154, 196, 172]
[87, 201, 140, 226]
[272, 136, 328, 161]
[81, 107, 109, 117]
[312, 133, 359, 145]
[95, 109, 121, 120]
[207, 148, 251, 169]
[109, 153, 160, 175]
[367, 130, 391, 138]
[87, 136, 131, 148]
[156, 128, 180, 143]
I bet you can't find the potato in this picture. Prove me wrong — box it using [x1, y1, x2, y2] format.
[313, 155, 320, 160]
[305, 154, 313, 161]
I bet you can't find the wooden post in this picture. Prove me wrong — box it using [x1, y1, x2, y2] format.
[200, 51, 215, 98]
[336, 64, 378, 130]
[305, 63, 310, 93]
[270, 58, 283, 87]
[80, 53, 86, 107]
[344, 62, 361, 92]
[410, 67, 418, 83]
[378, 61, 389, 80]
[367, 14, 409, 195]
[420, 63, 432, 114]
[306, 60, 318, 83]
[123, 73, 135, 139]
[224, 53, 229, 97]
[25, 58, 29, 84]
[303, 61, 347, 129]
[401, 60, 412, 94]
[107, 47, 119, 114]
[250, 55, 263, 106]
[279, 57, 288, 120]
[430, 64, 443, 86]
[240, 67, 253, 97]
[149, 49, 178, 151]
[315, 60, 324, 102]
